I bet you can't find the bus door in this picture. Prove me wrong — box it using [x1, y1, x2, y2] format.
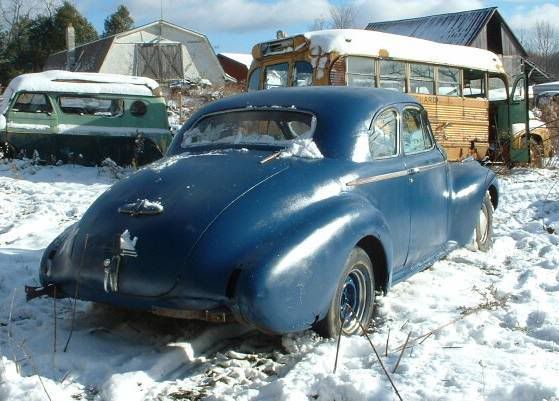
[508, 75, 530, 163]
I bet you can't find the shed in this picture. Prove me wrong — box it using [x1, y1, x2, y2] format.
[366, 7, 551, 83]
[44, 20, 226, 86]
[217, 53, 252, 83]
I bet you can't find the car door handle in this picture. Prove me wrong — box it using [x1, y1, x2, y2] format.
[408, 167, 420, 175]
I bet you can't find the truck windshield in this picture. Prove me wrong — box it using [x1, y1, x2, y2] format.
[180, 110, 314, 148]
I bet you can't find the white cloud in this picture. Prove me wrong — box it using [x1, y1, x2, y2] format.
[126, 0, 331, 33]
[508, 3, 559, 30]
[353, 0, 485, 26]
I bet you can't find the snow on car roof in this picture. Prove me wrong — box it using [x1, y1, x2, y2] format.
[303, 29, 506, 74]
[0, 70, 160, 114]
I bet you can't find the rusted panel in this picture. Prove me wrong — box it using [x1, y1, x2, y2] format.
[329, 56, 346, 85]
[413, 94, 489, 160]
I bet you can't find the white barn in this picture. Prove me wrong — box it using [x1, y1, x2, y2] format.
[44, 20, 225, 86]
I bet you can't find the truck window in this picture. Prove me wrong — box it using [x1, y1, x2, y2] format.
[410, 64, 435, 94]
[264, 63, 289, 89]
[293, 61, 313, 86]
[248, 68, 261, 91]
[12, 93, 52, 113]
[59, 96, 124, 117]
[438, 67, 461, 97]
[379, 60, 405, 92]
[346, 56, 375, 87]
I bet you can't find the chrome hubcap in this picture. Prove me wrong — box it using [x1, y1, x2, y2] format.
[339, 267, 368, 334]
[478, 204, 489, 243]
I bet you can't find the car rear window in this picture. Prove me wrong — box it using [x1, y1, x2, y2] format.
[180, 110, 315, 148]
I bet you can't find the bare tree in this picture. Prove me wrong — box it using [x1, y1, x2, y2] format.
[520, 20, 559, 78]
[309, 4, 356, 31]
[532, 21, 559, 73]
[310, 16, 327, 31]
[329, 4, 356, 29]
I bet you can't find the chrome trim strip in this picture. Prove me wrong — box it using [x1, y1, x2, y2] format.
[346, 169, 408, 186]
[413, 160, 446, 173]
[346, 161, 446, 187]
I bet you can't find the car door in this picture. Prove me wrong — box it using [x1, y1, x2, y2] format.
[401, 106, 449, 268]
[354, 107, 410, 272]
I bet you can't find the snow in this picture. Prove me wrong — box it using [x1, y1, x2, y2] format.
[0, 71, 160, 114]
[220, 53, 253, 69]
[304, 29, 506, 75]
[0, 160, 559, 401]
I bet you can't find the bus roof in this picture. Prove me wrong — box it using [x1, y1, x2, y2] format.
[258, 29, 506, 75]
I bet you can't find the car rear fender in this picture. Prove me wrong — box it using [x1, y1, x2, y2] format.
[234, 195, 394, 334]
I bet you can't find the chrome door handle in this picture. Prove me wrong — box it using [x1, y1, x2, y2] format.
[408, 167, 420, 175]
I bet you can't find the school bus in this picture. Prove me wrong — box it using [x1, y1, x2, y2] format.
[247, 29, 550, 162]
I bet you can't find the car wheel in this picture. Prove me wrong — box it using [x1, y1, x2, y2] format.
[475, 193, 494, 252]
[315, 247, 375, 338]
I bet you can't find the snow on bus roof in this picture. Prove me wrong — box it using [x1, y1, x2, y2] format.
[303, 29, 505, 74]
[1, 70, 160, 114]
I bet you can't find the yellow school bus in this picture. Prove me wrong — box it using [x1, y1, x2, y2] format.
[248, 29, 549, 162]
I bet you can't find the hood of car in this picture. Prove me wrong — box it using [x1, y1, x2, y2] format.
[52, 149, 292, 297]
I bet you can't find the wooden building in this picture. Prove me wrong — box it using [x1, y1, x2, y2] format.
[44, 20, 226, 86]
[217, 53, 252, 83]
[366, 7, 550, 83]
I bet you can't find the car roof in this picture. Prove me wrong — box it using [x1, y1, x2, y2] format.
[183, 87, 420, 160]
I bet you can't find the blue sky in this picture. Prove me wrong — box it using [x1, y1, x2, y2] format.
[74, 0, 559, 53]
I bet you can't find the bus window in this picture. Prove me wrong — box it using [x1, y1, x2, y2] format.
[346, 56, 375, 87]
[248, 68, 261, 91]
[294, 61, 313, 86]
[379, 60, 405, 92]
[410, 64, 435, 94]
[488, 77, 507, 101]
[437, 67, 461, 97]
[265, 63, 289, 89]
[464, 69, 485, 98]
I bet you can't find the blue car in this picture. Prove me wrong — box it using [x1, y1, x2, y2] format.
[28, 87, 499, 337]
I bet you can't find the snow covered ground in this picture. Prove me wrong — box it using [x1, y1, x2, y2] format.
[0, 160, 558, 401]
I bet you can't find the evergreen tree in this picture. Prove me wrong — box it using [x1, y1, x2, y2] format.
[103, 5, 133, 37]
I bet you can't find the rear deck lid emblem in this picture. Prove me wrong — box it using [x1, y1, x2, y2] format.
[118, 199, 163, 216]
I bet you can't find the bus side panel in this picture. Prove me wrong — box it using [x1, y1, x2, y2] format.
[412, 94, 489, 161]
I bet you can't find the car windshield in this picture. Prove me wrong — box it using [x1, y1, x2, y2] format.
[180, 110, 315, 148]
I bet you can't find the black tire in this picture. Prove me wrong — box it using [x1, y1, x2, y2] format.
[475, 193, 494, 252]
[315, 247, 375, 338]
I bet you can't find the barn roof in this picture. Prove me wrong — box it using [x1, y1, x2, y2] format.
[44, 35, 114, 72]
[365, 7, 498, 46]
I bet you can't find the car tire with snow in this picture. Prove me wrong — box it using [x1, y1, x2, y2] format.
[475, 193, 494, 252]
[315, 247, 375, 338]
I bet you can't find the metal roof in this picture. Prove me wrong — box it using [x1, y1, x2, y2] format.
[366, 7, 497, 46]
[44, 36, 114, 72]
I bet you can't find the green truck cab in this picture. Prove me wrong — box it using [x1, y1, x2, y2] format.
[0, 71, 172, 166]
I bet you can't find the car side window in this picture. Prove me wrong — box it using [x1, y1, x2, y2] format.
[402, 108, 433, 154]
[369, 109, 398, 159]
[12, 93, 52, 114]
